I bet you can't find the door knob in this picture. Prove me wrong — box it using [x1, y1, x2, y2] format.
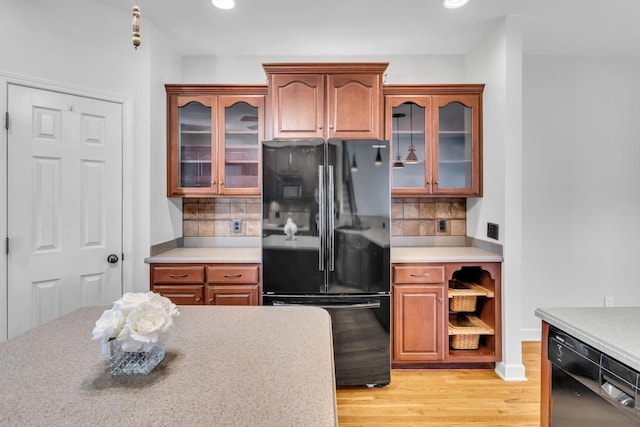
[107, 254, 119, 264]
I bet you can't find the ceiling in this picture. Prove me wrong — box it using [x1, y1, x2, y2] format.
[94, 0, 640, 56]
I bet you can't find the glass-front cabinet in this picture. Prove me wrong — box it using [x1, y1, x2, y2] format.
[384, 85, 483, 197]
[166, 85, 266, 197]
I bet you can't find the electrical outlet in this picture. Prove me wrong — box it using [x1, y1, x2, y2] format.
[487, 222, 499, 240]
[232, 219, 242, 233]
[604, 296, 615, 307]
[437, 219, 447, 233]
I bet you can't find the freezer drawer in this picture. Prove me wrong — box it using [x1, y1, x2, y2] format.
[263, 295, 391, 387]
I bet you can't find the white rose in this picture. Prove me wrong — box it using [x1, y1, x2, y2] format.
[112, 292, 153, 317]
[91, 308, 124, 343]
[116, 302, 173, 352]
[147, 291, 180, 318]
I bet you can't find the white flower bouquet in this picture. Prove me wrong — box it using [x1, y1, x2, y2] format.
[92, 291, 179, 353]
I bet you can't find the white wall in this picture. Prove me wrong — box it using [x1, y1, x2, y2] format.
[521, 55, 640, 340]
[1, 0, 182, 297]
[465, 16, 526, 381]
[182, 55, 467, 84]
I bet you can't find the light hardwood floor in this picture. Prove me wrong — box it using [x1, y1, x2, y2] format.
[336, 341, 541, 426]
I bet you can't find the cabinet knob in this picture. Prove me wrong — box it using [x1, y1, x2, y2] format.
[195, 298, 201, 302]
[208, 298, 214, 304]
[329, 125, 334, 129]
[318, 125, 323, 129]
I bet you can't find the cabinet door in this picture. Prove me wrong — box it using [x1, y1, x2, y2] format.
[167, 95, 218, 196]
[152, 284, 204, 305]
[218, 95, 264, 196]
[327, 73, 383, 140]
[269, 74, 325, 140]
[393, 284, 444, 362]
[386, 96, 432, 195]
[432, 94, 482, 196]
[206, 284, 259, 306]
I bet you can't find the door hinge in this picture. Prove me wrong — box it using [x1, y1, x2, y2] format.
[121, 253, 125, 262]
[4, 112, 8, 130]
[5, 237, 8, 255]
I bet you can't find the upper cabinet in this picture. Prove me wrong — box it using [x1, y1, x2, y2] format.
[263, 63, 388, 140]
[385, 85, 484, 197]
[166, 85, 267, 197]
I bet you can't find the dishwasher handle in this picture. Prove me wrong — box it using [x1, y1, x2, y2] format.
[601, 376, 636, 408]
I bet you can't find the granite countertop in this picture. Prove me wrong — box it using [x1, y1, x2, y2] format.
[391, 246, 503, 263]
[146, 237, 502, 264]
[536, 306, 640, 371]
[0, 305, 337, 426]
[145, 246, 261, 263]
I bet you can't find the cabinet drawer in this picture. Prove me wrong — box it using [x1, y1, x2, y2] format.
[151, 284, 204, 305]
[393, 265, 444, 284]
[206, 265, 259, 284]
[152, 266, 205, 284]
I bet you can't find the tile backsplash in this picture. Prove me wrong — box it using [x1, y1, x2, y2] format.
[182, 197, 466, 238]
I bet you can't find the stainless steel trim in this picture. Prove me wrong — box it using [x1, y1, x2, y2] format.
[318, 165, 325, 272]
[328, 165, 335, 272]
[272, 301, 381, 310]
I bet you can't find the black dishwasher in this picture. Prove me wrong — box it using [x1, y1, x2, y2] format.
[549, 326, 640, 426]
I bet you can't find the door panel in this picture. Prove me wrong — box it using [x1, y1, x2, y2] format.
[7, 84, 123, 339]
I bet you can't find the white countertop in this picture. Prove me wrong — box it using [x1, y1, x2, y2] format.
[535, 306, 640, 371]
[0, 305, 337, 426]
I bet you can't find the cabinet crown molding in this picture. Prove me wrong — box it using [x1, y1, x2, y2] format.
[263, 62, 389, 75]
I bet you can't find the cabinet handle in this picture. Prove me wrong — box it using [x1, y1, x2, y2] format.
[170, 273, 189, 278]
[208, 298, 214, 303]
[224, 274, 242, 279]
[195, 297, 201, 302]
[410, 273, 430, 277]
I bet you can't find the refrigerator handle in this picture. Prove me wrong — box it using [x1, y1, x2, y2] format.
[318, 165, 325, 272]
[272, 301, 381, 310]
[328, 165, 335, 271]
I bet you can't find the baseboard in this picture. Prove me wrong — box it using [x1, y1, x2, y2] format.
[495, 361, 528, 381]
[521, 327, 542, 342]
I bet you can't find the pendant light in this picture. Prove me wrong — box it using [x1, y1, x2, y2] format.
[392, 113, 405, 169]
[405, 103, 419, 164]
[351, 153, 358, 172]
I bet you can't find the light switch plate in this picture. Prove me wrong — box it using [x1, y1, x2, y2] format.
[487, 222, 499, 240]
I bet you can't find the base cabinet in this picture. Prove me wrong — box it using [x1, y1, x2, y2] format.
[150, 263, 260, 306]
[392, 262, 502, 367]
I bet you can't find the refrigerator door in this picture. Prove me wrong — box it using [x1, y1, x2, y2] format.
[327, 140, 391, 294]
[263, 294, 391, 387]
[262, 141, 325, 294]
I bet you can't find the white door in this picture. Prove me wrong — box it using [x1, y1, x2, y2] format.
[7, 84, 123, 339]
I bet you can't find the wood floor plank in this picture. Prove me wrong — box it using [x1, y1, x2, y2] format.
[336, 341, 541, 426]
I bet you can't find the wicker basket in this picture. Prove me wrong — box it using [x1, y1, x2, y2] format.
[449, 295, 477, 312]
[450, 334, 480, 350]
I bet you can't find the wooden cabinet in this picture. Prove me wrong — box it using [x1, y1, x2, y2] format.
[385, 85, 484, 197]
[165, 85, 267, 197]
[393, 265, 446, 362]
[150, 263, 261, 306]
[263, 63, 388, 140]
[205, 264, 260, 306]
[392, 262, 501, 367]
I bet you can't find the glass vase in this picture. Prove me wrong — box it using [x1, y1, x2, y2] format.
[109, 340, 165, 375]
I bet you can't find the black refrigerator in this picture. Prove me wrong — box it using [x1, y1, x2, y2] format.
[261, 139, 391, 387]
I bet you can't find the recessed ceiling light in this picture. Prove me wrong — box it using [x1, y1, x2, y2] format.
[212, 0, 235, 9]
[443, 0, 469, 9]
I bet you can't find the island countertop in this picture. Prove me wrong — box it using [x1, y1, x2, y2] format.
[0, 305, 337, 426]
[535, 306, 640, 371]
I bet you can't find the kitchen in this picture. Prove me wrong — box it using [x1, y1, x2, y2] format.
[1, 0, 640, 425]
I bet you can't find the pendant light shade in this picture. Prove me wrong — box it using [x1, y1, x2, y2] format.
[351, 153, 358, 172]
[212, 0, 235, 9]
[392, 113, 405, 169]
[374, 147, 383, 166]
[405, 103, 419, 164]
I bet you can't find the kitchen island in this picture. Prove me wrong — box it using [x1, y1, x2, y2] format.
[536, 306, 640, 427]
[0, 305, 337, 426]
